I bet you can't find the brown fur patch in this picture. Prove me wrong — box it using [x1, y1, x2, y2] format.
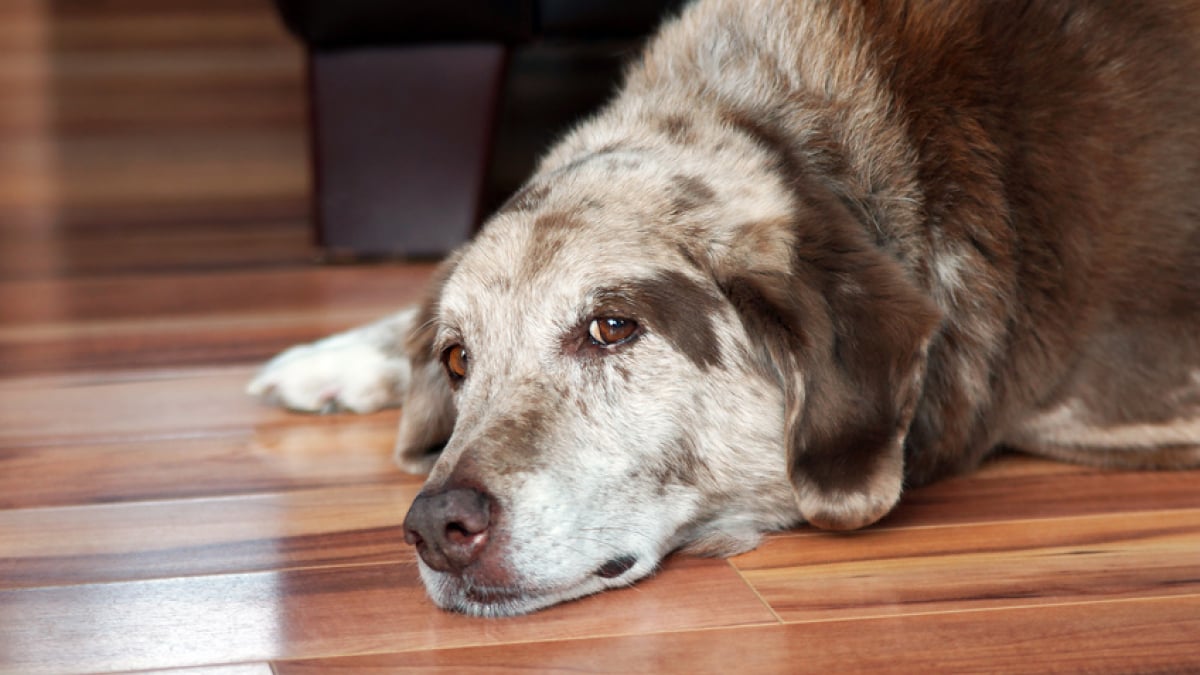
[669, 174, 717, 215]
[714, 178, 938, 513]
[519, 212, 582, 282]
[626, 271, 725, 371]
[480, 406, 551, 476]
[660, 114, 696, 145]
[650, 433, 708, 492]
[789, 188, 939, 494]
[498, 182, 551, 214]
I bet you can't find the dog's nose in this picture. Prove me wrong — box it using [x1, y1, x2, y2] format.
[403, 487, 492, 573]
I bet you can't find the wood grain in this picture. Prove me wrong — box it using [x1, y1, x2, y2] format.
[0, 556, 776, 675]
[1, 1, 1198, 674]
[0, 0, 310, 283]
[137, 667, 275, 675]
[0, 484, 420, 588]
[0, 368, 304, 447]
[890, 453, 1200, 526]
[0, 417, 404, 509]
[0, 264, 434, 375]
[274, 595, 1200, 674]
[734, 509, 1200, 622]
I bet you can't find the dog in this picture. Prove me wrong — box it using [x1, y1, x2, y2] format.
[249, 0, 1200, 616]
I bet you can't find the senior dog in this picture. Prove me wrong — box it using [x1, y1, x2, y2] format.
[250, 0, 1200, 616]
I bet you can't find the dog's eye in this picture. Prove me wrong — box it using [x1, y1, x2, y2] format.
[442, 344, 469, 380]
[588, 317, 638, 346]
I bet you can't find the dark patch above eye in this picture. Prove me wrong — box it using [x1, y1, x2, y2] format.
[565, 272, 725, 369]
[624, 271, 724, 370]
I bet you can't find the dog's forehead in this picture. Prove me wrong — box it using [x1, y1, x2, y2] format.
[442, 209, 673, 324]
[440, 162, 697, 323]
[436, 195, 737, 377]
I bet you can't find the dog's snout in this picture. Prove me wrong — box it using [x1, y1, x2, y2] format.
[403, 487, 492, 573]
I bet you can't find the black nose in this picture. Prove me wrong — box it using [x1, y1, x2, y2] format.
[403, 487, 492, 573]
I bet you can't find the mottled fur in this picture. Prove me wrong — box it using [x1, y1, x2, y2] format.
[249, 0, 1200, 616]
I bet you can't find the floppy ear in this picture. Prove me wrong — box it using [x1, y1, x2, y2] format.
[393, 253, 461, 474]
[717, 197, 940, 530]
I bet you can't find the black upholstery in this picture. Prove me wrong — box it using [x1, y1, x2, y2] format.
[275, 0, 686, 47]
[275, 0, 534, 47]
[271, 0, 689, 257]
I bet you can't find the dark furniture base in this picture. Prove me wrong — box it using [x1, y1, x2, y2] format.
[309, 44, 506, 257]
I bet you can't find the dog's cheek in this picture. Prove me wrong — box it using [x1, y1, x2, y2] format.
[529, 371, 701, 559]
[393, 360, 456, 474]
[679, 528, 764, 557]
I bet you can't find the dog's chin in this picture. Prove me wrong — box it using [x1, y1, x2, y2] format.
[416, 557, 652, 618]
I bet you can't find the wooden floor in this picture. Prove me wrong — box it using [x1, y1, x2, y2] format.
[2, 2, 1199, 674]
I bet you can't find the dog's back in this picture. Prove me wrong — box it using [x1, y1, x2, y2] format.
[545, 0, 1200, 481]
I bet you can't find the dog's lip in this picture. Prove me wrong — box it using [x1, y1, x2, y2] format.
[440, 554, 643, 614]
[456, 577, 582, 612]
[462, 555, 638, 602]
[462, 583, 528, 605]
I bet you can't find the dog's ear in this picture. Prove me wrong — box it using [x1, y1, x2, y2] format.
[715, 194, 940, 530]
[393, 253, 461, 474]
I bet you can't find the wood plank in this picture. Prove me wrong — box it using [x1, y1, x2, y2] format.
[0, 367, 312, 447]
[273, 595, 1200, 674]
[0, 218, 315, 282]
[0, 484, 423, 589]
[0, 416, 404, 509]
[48, 0, 295, 52]
[0, 557, 776, 674]
[132, 666, 274, 675]
[0, 0, 312, 283]
[0, 265, 432, 373]
[0, 364, 411, 450]
[733, 508, 1200, 622]
[0, 265, 433, 324]
[0, 312, 396, 376]
[886, 454, 1200, 527]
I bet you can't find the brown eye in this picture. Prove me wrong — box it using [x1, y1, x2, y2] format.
[442, 344, 468, 380]
[588, 317, 638, 346]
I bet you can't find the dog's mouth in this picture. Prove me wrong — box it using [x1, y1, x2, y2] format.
[594, 554, 638, 579]
[460, 583, 529, 606]
[421, 554, 644, 617]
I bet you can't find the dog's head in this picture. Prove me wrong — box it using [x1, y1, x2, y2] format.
[396, 141, 939, 616]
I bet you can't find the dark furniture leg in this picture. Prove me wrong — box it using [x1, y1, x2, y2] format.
[308, 44, 507, 257]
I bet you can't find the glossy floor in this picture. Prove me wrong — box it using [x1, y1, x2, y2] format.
[4, 290, 1199, 674]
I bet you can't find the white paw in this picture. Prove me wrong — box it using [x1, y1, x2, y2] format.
[247, 336, 410, 414]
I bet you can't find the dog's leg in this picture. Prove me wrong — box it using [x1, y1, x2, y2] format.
[1005, 367, 1200, 470]
[246, 308, 419, 414]
[1007, 402, 1200, 470]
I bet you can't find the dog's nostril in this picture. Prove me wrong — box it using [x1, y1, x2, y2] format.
[444, 521, 479, 544]
[595, 555, 638, 579]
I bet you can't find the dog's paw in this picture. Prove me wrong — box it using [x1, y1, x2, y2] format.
[247, 336, 410, 414]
